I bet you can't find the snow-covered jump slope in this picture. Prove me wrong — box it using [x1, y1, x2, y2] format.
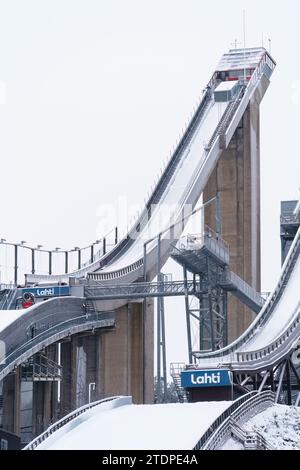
[195, 223, 300, 372]
[29, 398, 231, 450]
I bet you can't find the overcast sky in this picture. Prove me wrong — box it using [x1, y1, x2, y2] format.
[0, 0, 299, 364]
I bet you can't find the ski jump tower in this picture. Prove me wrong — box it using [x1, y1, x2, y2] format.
[0, 48, 276, 446]
[203, 49, 274, 342]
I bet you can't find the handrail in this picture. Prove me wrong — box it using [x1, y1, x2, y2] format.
[23, 396, 131, 450]
[281, 213, 300, 225]
[194, 390, 275, 450]
[220, 270, 265, 308]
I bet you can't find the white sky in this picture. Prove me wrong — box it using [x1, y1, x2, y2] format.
[0, 1, 300, 365]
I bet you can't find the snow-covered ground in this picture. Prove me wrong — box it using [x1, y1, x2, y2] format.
[221, 438, 244, 450]
[222, 405, 300, 450]
[35, 400, 232, 450]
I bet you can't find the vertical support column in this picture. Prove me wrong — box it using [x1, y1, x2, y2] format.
[207, 288, 215, 351]
[115, 227, 118, 245]
[77, 249, 81, 270]
[32, 381, 52, 438]
[90, 244, 94, 263]
[222, 289, 228, 346]
[142, 242, 147, 404]
[2, 368, 21, 435]
[270, 369, 275, 392]
[160, 293, 167, 401]
[156, 234, 164, 402]
[100, 301, 154, 405]
[156, 288, 161, 402]
[156, 273, 167, 402]
[215, 191, 222, 235]
[286, 360, 292, 406]
[31, 248, 35, 275]
[183, 267, 193, 364]
[65, 251, 68, 274]
[48, 251, 52, 275]
[14, 244, 18, 285]
[83, 335, 97, 404]
[59, 341, 73, 417]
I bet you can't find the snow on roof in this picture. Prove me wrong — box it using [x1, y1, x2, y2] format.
[217, 47, 266, 71]
[36, 401, 232, 450]
[0, 309, 27, 332]
[214, 80, 239, 92]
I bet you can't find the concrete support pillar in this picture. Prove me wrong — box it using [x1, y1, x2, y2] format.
[204, 98, 261, 342]
[1, 368, 21, 435]
[100, 300, 154, 404]
[32, 381, 52, 438]
[59, 340, 73, 417]
[82, 334, 97, 403]
[60, 335, 89, 417]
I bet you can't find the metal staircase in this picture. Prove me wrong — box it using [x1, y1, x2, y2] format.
[84, 299, 97, 314]
[219, 271, 265, 313]
[0, 287, 17, 310]
[229, 418, 275, 450]
[170, 363, 188, 403]
[21, 354, 62, 381]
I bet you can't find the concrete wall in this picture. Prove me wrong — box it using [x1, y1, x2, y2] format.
[1, 368, 21, 435]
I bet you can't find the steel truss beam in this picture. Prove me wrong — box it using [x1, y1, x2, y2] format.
[85, 280, 201, 300]
[231, 355, 300, 406]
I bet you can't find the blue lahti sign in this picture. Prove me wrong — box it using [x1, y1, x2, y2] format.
[181, 369, 232, 388]
[21, 286, 70, 298]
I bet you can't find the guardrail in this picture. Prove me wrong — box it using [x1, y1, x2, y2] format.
[170, 362, 186, 376]
[193, 390, 275, 450]
[174, 227, 230, 265]
[280, 213, 300, 226]
[0, 284, 15, 291]
[23, 396, 132, 450]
